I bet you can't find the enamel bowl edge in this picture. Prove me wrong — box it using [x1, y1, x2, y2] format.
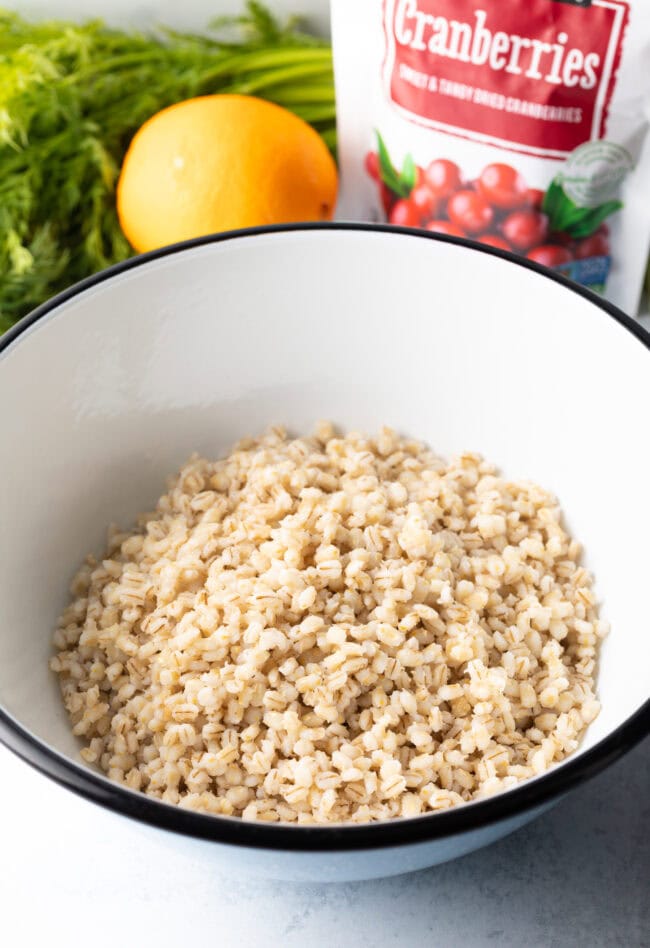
[1, 223, 649, 881]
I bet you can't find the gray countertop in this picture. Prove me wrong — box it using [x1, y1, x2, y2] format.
[1, 734, 648, 947]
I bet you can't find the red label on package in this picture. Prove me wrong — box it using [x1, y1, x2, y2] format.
[382, 0, 629, 157]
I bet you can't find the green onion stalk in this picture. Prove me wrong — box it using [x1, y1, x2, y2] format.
[0, 2, 336, 332]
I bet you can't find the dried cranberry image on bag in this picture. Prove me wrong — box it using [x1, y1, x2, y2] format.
[365, 133, 618, 282]
[333, 0, 650, 312]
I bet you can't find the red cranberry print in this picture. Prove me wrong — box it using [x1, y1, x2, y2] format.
[425, 159, 462, 198]
[501, 209, 549, 251]
[526, 245, 573, 267]
[447, 190, 494, 234]
[478, 163, 528, 210]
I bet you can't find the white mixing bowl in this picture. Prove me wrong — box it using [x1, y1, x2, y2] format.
[1, 224, 649, 881]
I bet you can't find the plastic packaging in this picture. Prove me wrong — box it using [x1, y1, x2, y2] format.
[332, 0, 650, 314]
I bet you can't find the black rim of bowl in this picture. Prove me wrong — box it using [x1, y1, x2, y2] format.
[1, 222, 649, 853]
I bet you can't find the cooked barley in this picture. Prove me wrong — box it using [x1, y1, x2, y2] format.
[51, 425, 605, 823]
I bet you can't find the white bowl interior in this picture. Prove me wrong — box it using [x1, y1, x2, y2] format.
[1, 228, 648, 771]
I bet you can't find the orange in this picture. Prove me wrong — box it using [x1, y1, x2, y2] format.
[116, 94, 338, 253]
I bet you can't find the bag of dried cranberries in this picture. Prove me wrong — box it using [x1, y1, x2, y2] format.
[332, 0, 650, 314]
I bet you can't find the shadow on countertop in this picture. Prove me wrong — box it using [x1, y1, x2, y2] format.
[265, 735, 650, 948]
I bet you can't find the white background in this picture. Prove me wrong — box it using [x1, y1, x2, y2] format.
[1, 4, 649, 945]
[12, 0, 332, 34]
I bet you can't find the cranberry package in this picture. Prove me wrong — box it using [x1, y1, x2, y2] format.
[332, 0, 650, 314]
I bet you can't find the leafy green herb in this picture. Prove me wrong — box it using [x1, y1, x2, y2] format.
[375, 131, 417, 199]
[0, 3, 335, 331]
[540, 179, 564, 222]
[400, 153, 417, 194]
[563, 200, 623, 239]
[542, 177, 622, 239]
